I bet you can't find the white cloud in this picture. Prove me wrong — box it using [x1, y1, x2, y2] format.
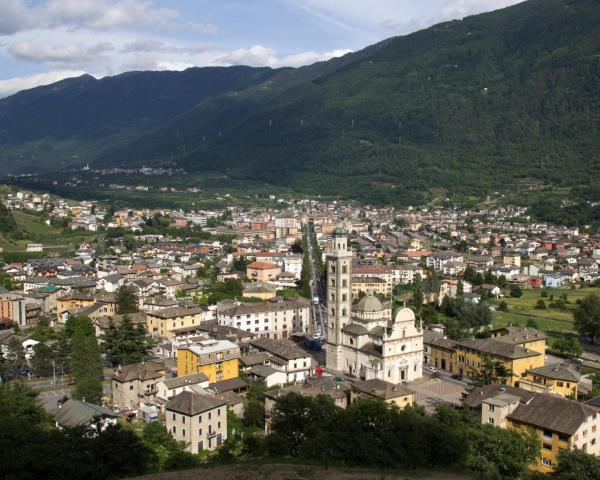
[121, 39, 214, 55]
[0, 70, 88, 98]
[0, 0, 34, 35]
[0, 0, 185, 34]
[212, 45, 351, 68]
[9, 41, 113, 66]
[287, 0, 524, 35]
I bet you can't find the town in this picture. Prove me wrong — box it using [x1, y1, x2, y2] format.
[1, 185, 599, 479]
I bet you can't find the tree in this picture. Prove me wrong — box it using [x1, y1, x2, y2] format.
[31, 343, 55, 377]
[469, 355, 512, 388]
[467, 424, 539, 480]
[244, 400, 265, 428]
[509, 284, 522, 298]
[5, 337, 26, 375]
[70, 317, 103, 403]
[574, 294, 600, 343]
[497, 301, 508, 312]
[412, 274, 424, 311]
[553, 335, 583, 359]
[526, 318, 538, 329]
[122, 234, 138, 251]
[552, 449, 600, 480]
[535, 299, 547, 309]
[0, 382, 49, 425]
[498, 275, 507, 288]
[102, 316, 152, 366]
[115, 285, 139, 314]
[290, 239, 303, 254]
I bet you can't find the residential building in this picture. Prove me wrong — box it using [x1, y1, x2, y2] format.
[218, 297, 311, 339]
[520, 363, 580, 398]
[166, 391, 227, 453]
[177, 339, 240, 383]
[111, 362, 166, 409]
[350, 378, 415, 409]
[250, 337, 313, 383]
[146, 305, 207, 340]
[466, 384, 600, 473]
[246, 261, 281, 282]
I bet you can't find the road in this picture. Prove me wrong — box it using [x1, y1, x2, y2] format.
[304, 225, 326, 338]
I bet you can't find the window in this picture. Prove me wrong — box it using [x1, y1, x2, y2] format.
[541, 458, 552, 467]
[199, 428, 202, 435]
[208, 412, 212, 420]
[218, 409, 221, 416]
[182, 416, 185, 424]
[488, 418, 494, 424]
[129, 385, 133, 390]
[172, 426, 176, 434]
[543, 443, 552, 451]
[218, 421, 221, 429]
[488, 405, 495, 412]
[172, 413, 176, 421]
[182, 428, 186, 437]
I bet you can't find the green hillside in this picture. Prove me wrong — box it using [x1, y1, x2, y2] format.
[1, 0, 600, 214]
[99, 0, 600, 207]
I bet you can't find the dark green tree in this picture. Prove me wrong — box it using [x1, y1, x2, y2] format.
[509, 284, 522, 298]
[574, 294, 600, 343]
[31, 343, 55, 377]
[469, 355, 512, 388]
[115, 285, 139, 314]
[70, 317, 103, 403]
[552, 448, 600, 480]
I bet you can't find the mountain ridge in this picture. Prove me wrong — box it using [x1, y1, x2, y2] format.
[1, 0, 599, 206]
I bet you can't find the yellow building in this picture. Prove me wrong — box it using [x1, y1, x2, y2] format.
[56, 292, 117, 323]
[467, 384, 600, 473]
[351, 276, 388, 299]
[351, 378, 415, 409]
[146, 305, 205, 340]
[520, 363, 580, 398]
[424, 327, 546, 387]
[177, 339, 240, 383]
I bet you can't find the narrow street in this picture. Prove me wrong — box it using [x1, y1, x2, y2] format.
[304, 224, 326, 339]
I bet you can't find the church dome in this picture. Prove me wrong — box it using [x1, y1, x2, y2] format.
[394, 307, 416, 323]
[333, 227, 347, 236]
[355, 294, 384, 313]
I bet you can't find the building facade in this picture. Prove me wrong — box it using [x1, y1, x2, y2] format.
[325, 229, 423, 383]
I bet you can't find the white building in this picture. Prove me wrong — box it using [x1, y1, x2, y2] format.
[325, 228, 423, 383]
[218, 297, 311, 340]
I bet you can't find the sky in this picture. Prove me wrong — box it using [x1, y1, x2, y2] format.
[0, 0, 524, 98]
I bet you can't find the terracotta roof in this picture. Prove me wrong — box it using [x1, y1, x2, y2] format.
[247, 261, 280, 270]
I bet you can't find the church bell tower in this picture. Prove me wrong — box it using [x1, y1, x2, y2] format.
[325, 227, 352, 372]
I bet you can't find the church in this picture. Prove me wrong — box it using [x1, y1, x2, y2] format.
[324, 228, 423, 383]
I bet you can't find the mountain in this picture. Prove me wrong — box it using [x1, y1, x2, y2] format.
[1, 0, 600, 206]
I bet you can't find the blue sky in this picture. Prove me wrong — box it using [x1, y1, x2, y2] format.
[0, 0, 523, 97]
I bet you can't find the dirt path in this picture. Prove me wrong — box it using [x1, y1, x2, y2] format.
[132, 464, 473, 480]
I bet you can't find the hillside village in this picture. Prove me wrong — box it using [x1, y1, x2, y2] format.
[1, 187, 600, 478]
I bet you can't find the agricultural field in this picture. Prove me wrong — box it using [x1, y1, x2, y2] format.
[0, 210, 98, 255]
[491, 287, 600, 346]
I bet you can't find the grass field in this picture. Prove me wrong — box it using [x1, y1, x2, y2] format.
[490, 287, 600, 347]
[0, 210, 98, 254]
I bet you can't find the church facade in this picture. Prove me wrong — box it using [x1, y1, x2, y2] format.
[325, 228, 423, 383]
